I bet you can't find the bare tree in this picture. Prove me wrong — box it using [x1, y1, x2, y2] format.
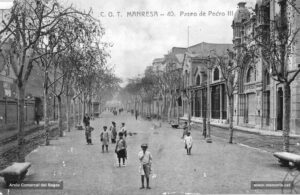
[0, 0, 81, 161]
[249, 0, 300, 151]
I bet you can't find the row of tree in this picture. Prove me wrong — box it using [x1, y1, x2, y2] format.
[0, 0, 120, 161]
[119, 0, 300, 152]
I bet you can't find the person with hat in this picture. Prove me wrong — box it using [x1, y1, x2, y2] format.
[100, 126, 110, 153]
[138, 143, 152, 189]
[110, 121, 117, 143]
[115, 132, 127, 167]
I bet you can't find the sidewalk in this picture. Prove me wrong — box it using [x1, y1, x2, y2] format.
[180, 117, 300, 154]
[180, 116, 300, 138]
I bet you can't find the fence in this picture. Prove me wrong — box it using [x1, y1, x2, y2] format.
[0, 98, 36, 130]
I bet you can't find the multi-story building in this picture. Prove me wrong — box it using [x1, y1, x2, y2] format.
[232, 0, 300, 134]
[182, 42, 233, 123]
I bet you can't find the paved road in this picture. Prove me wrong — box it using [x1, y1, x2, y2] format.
[0, 112, 299, 194]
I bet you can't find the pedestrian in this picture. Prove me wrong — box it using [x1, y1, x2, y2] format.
[115, 132, 127, 167]
[110, 121, 117, 143]
[182, 121, 189, 139]
[83, 114, 92, 144]
[85, 127, 93, 145]
[138, 144, 152, 189]
[135, 110, 139, 120]
[83, 113, 90, 128]
[120, 122, 127, 138]
[184, 132, 193, 155]
[100, 126, 110, 152]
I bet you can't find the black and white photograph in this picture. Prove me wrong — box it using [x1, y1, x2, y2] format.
[0, 0, 300, 194]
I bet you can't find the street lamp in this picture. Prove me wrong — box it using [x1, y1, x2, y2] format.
[206, 57, 212, 143]
[201, 54, 214, 143]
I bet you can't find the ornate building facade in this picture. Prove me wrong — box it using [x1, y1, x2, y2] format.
[232, 0, 300, 134]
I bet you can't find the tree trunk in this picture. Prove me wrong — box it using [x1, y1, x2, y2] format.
[76, 99, 80, 125]
[44, 81, 50, 146]
[162, 93, 167, 119]
[17, 83, 26, 162]
[57, 95, 63, 137]
[66, 95, 71, 132]
[83, 95, 86, 117]
[141, 101, 144, 116]
[167, 96, 172, 122]
[228, 95, 234, 144]
[176, 97, 179, 124]
[283, 82, 291, 152]
[73, 99, 79, 126]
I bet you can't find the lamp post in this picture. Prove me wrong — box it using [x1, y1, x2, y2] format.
[204, 55, 213, 143]
[206, 64, 212, 143]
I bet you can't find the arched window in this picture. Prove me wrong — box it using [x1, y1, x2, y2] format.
[196, 75, 201, 85]
[213, 68, 219, 81]
[265, 70, 270, 86]
[202, 72, 207, 83]
[185, 70, 188, 87]
[246, 67, 254, 83]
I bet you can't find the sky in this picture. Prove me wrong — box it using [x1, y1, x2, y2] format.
[1, 0, 257, 86]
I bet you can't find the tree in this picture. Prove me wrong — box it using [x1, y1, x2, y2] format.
[0, 0, 81, 161]
[213, 50, 239, 143]
[249, 0, 300, 151]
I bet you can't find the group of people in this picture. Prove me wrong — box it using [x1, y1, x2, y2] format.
[82, 113, 153, 189]
[110, 108, 124, 116]
[99, 125, 128, 167]
[130, 109, 139, 120]
[83, 114, 129, 164]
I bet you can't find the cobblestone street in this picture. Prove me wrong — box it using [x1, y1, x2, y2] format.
[0, 112, 298, 194]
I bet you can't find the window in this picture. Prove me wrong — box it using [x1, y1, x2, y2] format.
[211, 85, 220, 119]
[213, 68, 219, 81]
[265, 70, 270, 86]
[263, 91, 270, 126]
[196, 75, 201, 85]
[246, 67, 254, 83]
[202, 73, 207, 83]
[194, 90, 201, 117]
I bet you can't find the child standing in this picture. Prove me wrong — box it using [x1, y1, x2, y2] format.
[138, 144, 152, 189]
[184, 132, 193, 155]
[110, 121, 117, 143]
[120, 123, 127, 138]
[115, 132, 127, 167]
[100, 126, 110, 152]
